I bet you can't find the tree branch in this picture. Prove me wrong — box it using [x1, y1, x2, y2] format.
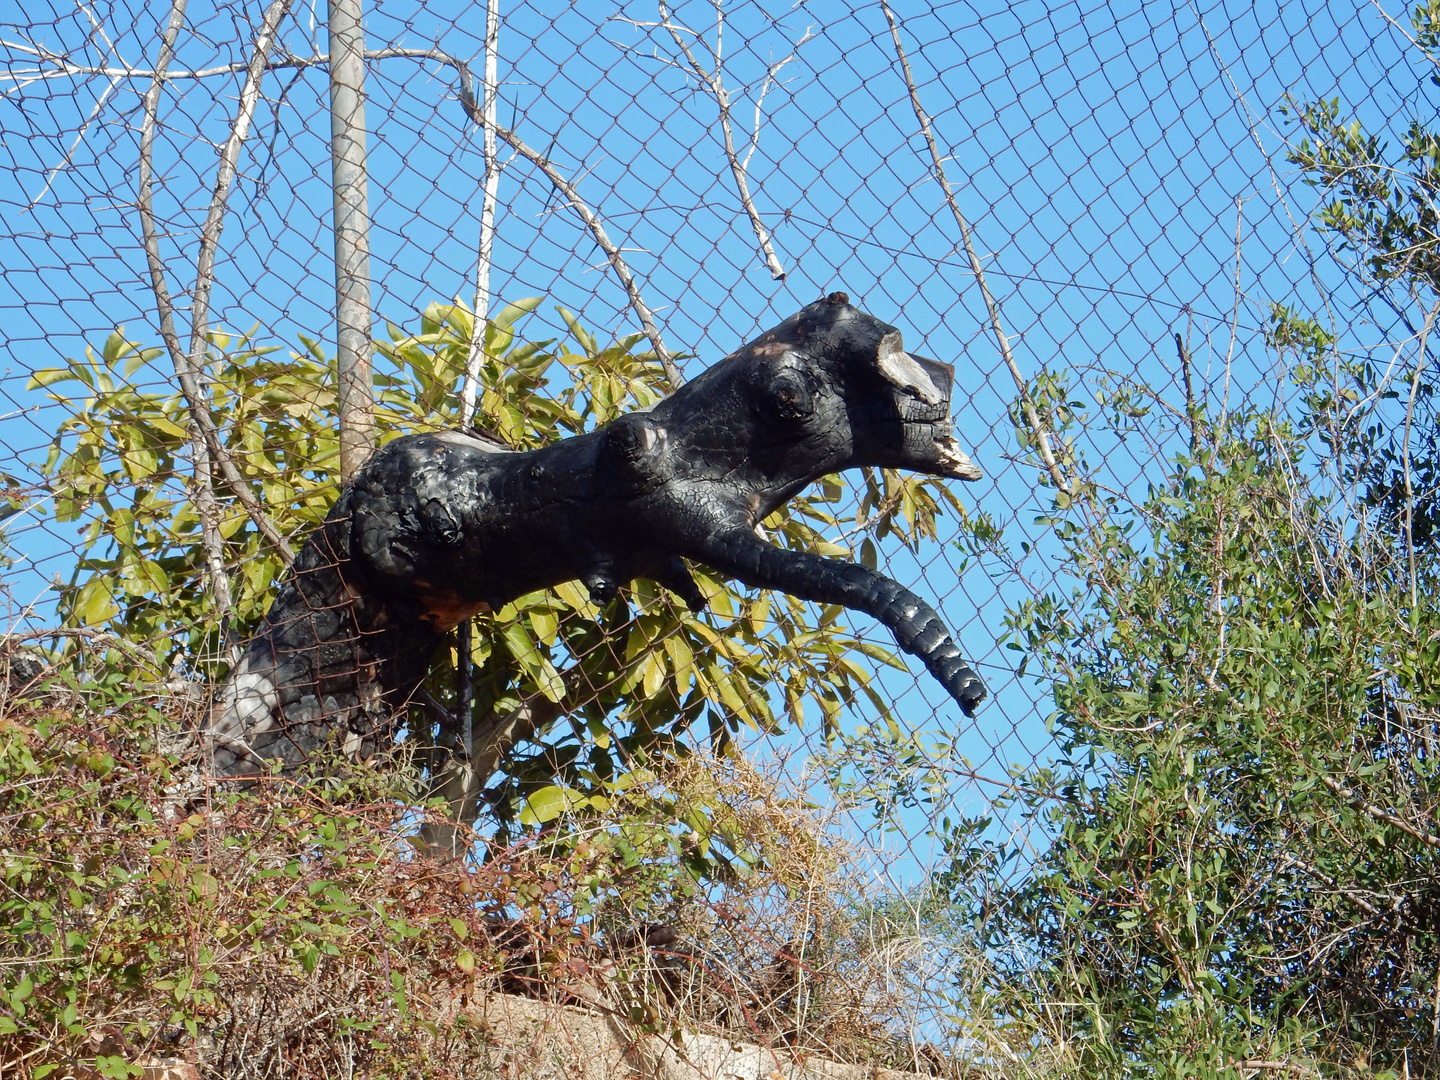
[460, 0, 504, 428]
[1319, 772, 1440, 850]
[655, 1, 789, 281]
[417, 675, 570, 856]
[1402, 298, 1440, 608]
[5, 625, 162, 672]
[0, 44, 480, 85]
[1232, 1061, 1318, 1076]
[507, 127, 681, 389]
[135, 0, 238, 644]
[457, 78, 682, 389]
[136, 0, 297, 572]
[879, 0, 1071, 495]
[71, 33, 681, 437]
[1219, 196, 1244, 434]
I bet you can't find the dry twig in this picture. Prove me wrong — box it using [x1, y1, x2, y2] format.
[880, 0, 1071, 495]
[136, 0, 297, 579]
[644, 1, 802, 281]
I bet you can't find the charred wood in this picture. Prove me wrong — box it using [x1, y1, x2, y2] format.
[208, 294, 988, 778]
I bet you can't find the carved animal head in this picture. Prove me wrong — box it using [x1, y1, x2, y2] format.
[653, 291, 981, 519]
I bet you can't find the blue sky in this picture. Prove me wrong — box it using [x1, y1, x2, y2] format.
[0, 0, 1424, 873]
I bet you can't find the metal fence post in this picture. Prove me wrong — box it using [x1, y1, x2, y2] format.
[329, 0, 374, 480]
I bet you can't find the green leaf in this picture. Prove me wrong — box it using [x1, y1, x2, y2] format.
[662, 635, 695, 687]
[101, 328, 128, 363]
[492, 296, 543, 329]
[500, 623, 565, 702]
[556, 306, 599, 357]
[553, 578, 596, 615]
[519, 784, 568, 826]
[124, 346, 164, 377]
[528, 607, 558, 646]
[10, 976, 33, 1014]
[641, 650, 667, 699]
[26, 366, 80, 389]
[297, 942, 319, 973]
[74, 578, 119, 626]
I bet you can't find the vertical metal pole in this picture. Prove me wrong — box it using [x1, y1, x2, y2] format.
[459, 0, 502, 429]
[329, 0, 374, 480]
[455, 0, 502, 774]
[457, 620, 474, 758]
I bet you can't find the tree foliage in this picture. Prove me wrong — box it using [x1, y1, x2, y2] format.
[993, 417, 1440, 1074]
[948, 5, 1440, 1074]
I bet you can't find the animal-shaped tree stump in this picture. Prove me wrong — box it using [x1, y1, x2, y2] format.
[208, 293, 987, 778]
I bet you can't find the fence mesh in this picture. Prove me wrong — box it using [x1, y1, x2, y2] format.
[1, 0, 1434, 1070]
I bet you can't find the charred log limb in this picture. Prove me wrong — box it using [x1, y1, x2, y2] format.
[208, 294, 989, 781]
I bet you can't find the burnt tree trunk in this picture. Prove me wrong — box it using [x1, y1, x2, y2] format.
[208, 294, 989, 792]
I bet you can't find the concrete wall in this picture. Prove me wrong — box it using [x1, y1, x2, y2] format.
[459, 991, 936, 1080]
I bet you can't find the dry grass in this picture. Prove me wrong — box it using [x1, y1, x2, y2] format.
[0, 657, 1012, 1079]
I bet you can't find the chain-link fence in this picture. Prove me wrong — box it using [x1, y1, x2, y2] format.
[2, 0, 1436, 1071]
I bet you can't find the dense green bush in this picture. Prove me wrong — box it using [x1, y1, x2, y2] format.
[936, 6, 1440, 1070]
[985, 415, 1439, 1076]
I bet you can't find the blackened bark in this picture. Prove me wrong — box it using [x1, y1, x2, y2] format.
[208, 294, 988, 777]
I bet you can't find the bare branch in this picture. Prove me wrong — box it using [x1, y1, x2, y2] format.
[136, 3, 188, 423]
[506, 128, 681, 388]
[137, 0, 296, 576]
[174, 0, 298, 566]
[1232, 1060, 1318, 1076]
[1278, 853, 1384, 918]
[656, 0, 788, 281]
[0, 38, 44, 58]
[135, 0, 237, 642]
[1402, 298, 1440, 608]
[743, 39, 809, 173]
[24, 30, 124, 208]
[5, 625, 162, 670]
[453, 0, 504, 772]
[37, 7, 130, 196]
[1174, 330, 1202, 454]
[457, 79, 681, 389]
[1319, 772, 1440, 850]
[0, 44, 456, 83]
[880, 0, 1072, 495]
[62, 32, 681, 403]
[187, 0, 293, 377]
[1219, 196, 1245, 434]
